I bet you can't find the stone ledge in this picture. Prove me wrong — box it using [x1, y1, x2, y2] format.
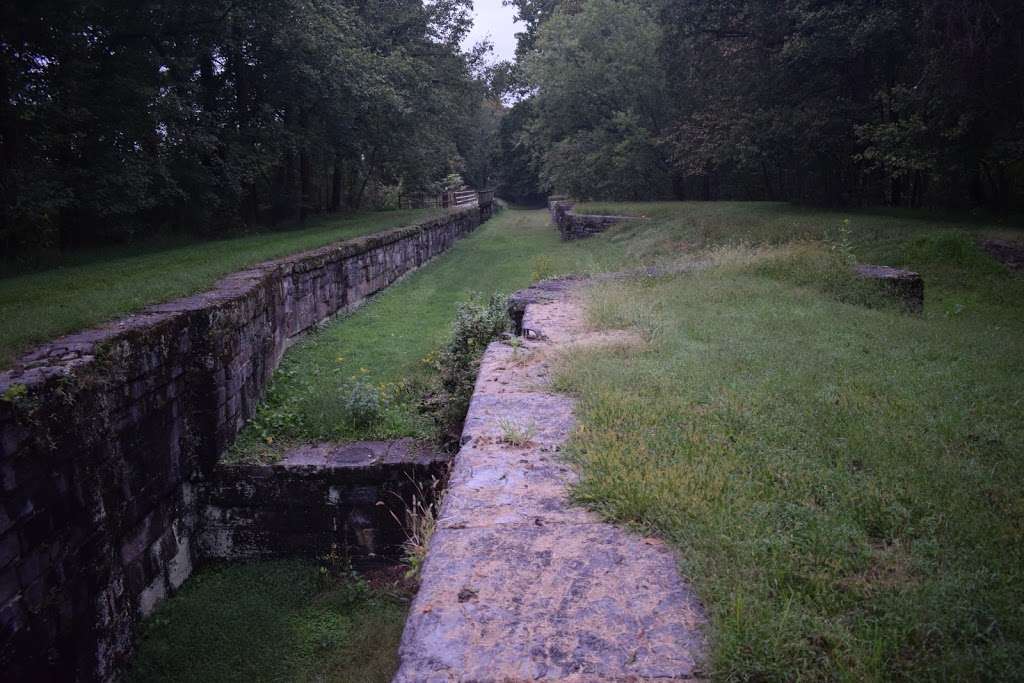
[854, 264, 924, 313]
[199, 440, 448, 567]
[394, 282, 706, 681]
[548, 197, 638, 241]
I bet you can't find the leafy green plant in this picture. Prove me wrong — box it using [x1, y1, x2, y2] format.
[423, 292, 510, 446]
[1, 383, 28, 403]
[342, 380, 383, 428]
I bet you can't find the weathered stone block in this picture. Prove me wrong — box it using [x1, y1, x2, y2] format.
[854, 264, 924, 313]
[548, 196, 637, 241]
[197, 440, 448, 567]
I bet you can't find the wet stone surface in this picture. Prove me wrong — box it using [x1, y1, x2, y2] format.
[394, 281, 707, 682]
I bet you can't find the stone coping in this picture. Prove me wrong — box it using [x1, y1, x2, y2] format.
[394, 279, 706, 681]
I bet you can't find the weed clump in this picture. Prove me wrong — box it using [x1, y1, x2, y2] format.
[342, 380, 383, 428]
[498, 419, 538, 447]
[423, 293, 509, 446]
[383, 475, 447, 580]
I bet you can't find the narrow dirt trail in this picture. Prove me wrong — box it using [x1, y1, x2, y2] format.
[394, 280, 706, 681]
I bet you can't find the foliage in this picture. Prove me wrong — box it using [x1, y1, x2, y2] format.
[495, 99, 546, 206]
[384, 475, 447, 580]
[0, 0, 485, 257]
[341, 380, 383, 429]
[523, 0, 671, 199]
[425, 293, 511, 445]
[0, 383, 28, 403]
[511, 0, 1024, 211]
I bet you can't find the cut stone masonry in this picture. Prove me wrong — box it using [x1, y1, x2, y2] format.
[199, 440, 447, 566]
[0, 203, 491, 681]
[548, 196, 637, 241]
[394, 278, 706, 681]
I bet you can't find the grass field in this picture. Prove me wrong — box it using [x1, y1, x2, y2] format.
[554, 203, 1024, 679]
[0, 209, 438, 369]
[228, 208, 627, 462]
[136, 202, 1023, 679]
[128, 561, 408, 683]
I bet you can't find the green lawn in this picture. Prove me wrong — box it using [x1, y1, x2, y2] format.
[554, 204, 1024, 679]
[577, 200, 1022, 269]
[128, 561, 407, 683]
[228, 208, 627, 462]
[0, 209, 439, 369]
[141, 202, 1022, 679]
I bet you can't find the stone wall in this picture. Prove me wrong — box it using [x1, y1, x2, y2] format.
[0, 203, 490, 681]
[854, 264, 924, 313]
[199, 440, 447, 567]
[547, 197, 635, 240]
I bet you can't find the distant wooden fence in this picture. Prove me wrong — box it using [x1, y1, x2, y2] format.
[399, 188, 494, 210]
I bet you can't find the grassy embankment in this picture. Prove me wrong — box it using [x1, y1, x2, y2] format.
[135, 203, 1022, 680]
[228, 207, 626, 462]
[558, 201, 1024, 679]
[0, 208, 439, 369]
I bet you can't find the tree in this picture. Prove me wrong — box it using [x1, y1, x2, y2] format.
[512, 0, 1024, 210]
[0, 0, 485, 258]
[523, 0, 671, 199]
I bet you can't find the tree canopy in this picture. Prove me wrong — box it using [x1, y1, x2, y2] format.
[4, 0, 1023, 257]
[0, 0, 492, 255]
[507, 0, 1024, 210]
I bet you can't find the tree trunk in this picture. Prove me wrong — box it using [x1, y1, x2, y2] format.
[331, 156, 343, 212]
[299, 147, 311, 222]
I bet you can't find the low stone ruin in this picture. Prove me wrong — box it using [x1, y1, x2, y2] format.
[199, 440, 447, 566]
[0, 204, 489, 682]
[854, 264, 924, 313]
[548, 196, 636, 240]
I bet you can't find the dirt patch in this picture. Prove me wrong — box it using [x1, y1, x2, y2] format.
[982, 239, 1024, 271]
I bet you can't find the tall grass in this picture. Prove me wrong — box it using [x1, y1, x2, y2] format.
[556, 233, 1024, 679]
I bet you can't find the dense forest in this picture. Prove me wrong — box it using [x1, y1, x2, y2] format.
[3, 1, 1023, 257]
[500, 0, 1024, 211]
[0, 0, 499, 256]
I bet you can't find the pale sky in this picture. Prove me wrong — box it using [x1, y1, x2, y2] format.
[462, 0, 521, 63]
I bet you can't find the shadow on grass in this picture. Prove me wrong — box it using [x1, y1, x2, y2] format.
[128, 560, 408, 683]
